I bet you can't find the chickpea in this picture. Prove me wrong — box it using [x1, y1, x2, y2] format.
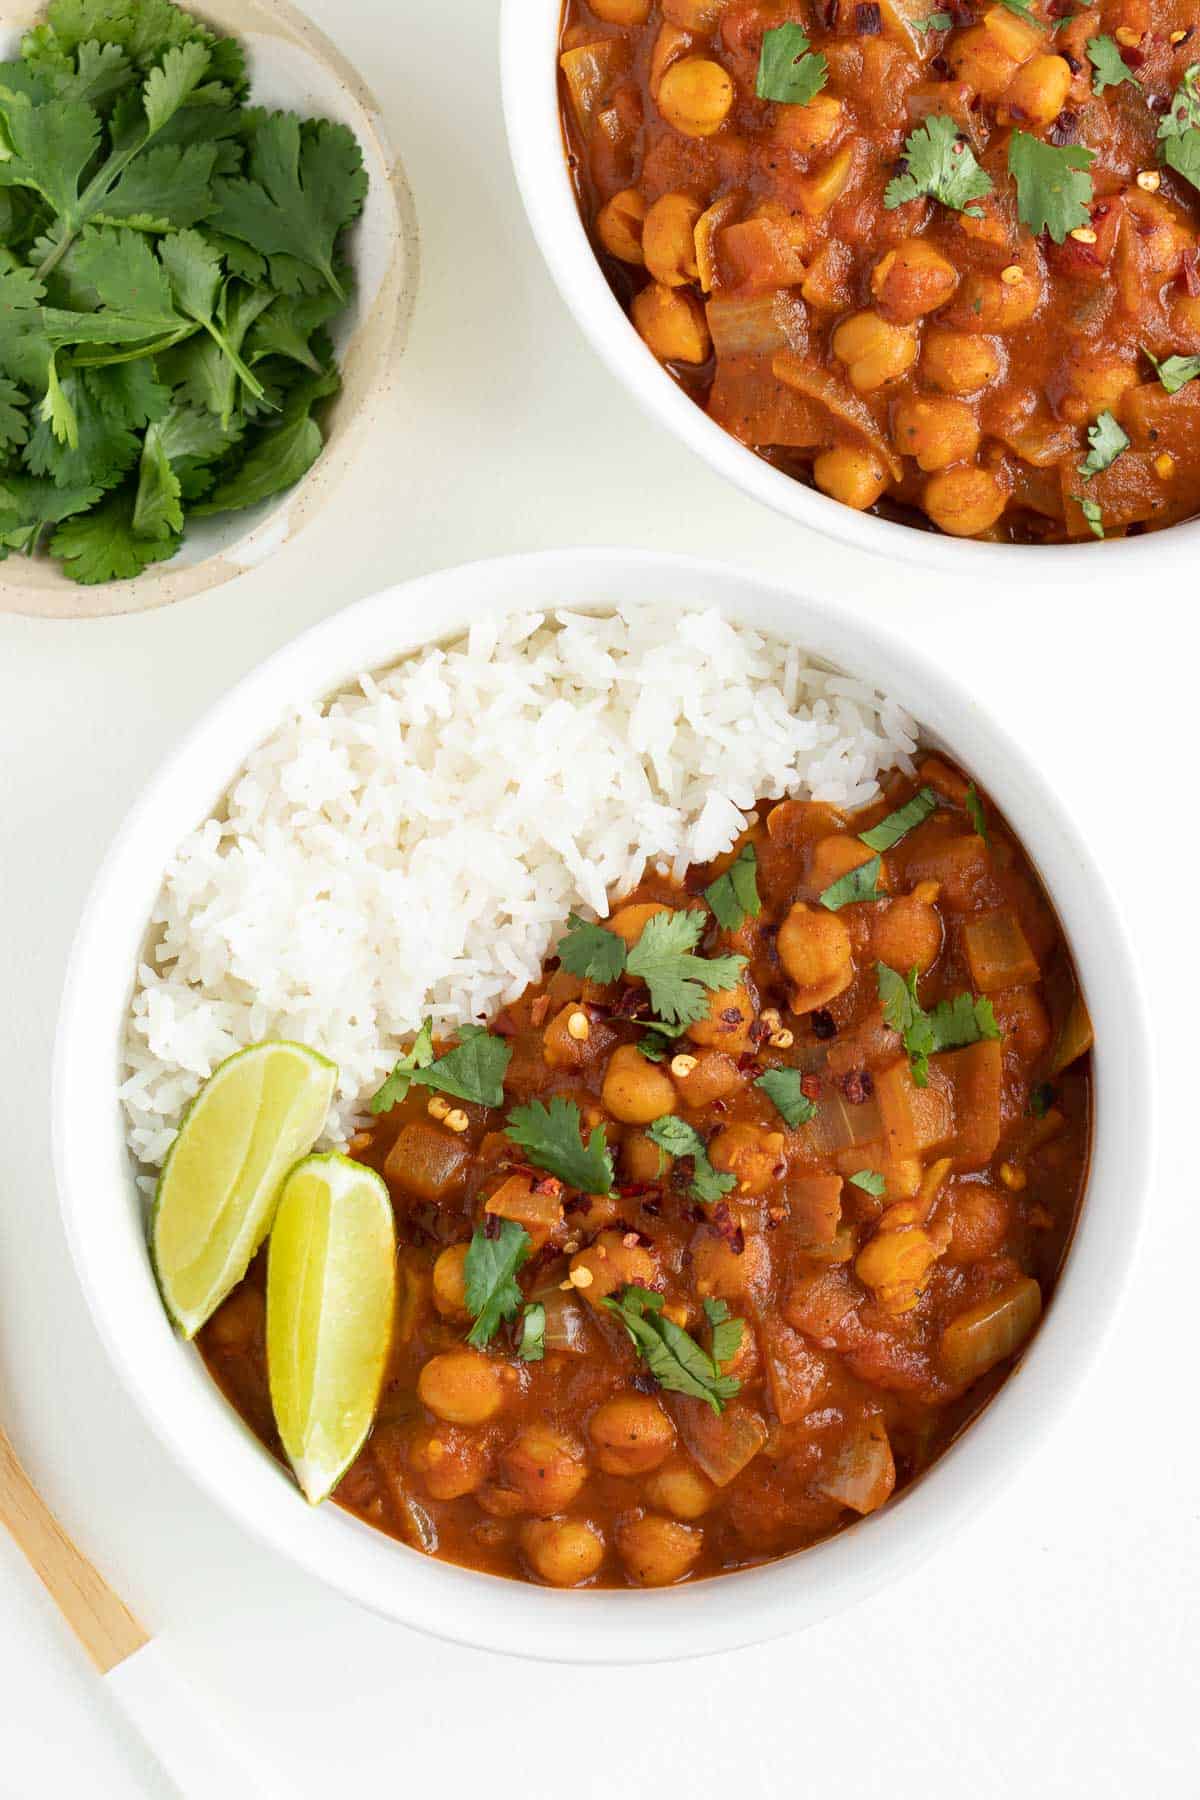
[870, 895, 942, 973]
[871, 239, 958, 324]
[922, 328, 1001, 397]
[617, 1514, 703, 1585]
[632, 281, 711, 363]
[643, 191, 703, 287]
[570, 1229, 657, 1305]
[998, 53, 1072, 128]
[671, 1047, 744, 1107]
[947, 25, 1019, 100]
[589, 1394, 676, 1475]
[981, 3, 1043, 59]
[1173, 293, 1200, 336]
[663, 0, 723, 24]
[709, 1123, 785, 1197]
[644, 1457, 715, 1520]
[418, 1350, 506, 1426]
[813, 446, 888, 511]
[657, 56, 734, 137]
[608, 900, 670, 947]
[432, 1242, 470, 1321]
[923, 465, 1007, 537]
[808, 833, 881, 895]
[832, 310, 918, 394]
[409, 1424, 490, 1501]
[691, 1224, 771, 1299]
[589, 0, 650, 22]
[777, 902, 853, 1012]
[624, 1130, 668, 1184]
[772, 91, 843, 154]
[596, 187, 646, 265]
[686, 982, 755, 1052]
[501, 1426, 589, 1514]
[960, 266, 1041, 332]
[892, 397, 980, 472]
[948, 1183, 1010, 1263]
[1057, 355, 1139, 427]
[521, 1517, 606, 1587]
[602, 1042, 678, 1125]
[855, 1224, 943, 1313]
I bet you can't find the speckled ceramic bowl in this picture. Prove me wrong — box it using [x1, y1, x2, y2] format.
[0, 0, 418, 620]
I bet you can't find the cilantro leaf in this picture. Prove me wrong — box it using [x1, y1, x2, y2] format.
[1079, 495, 1105, 539]
[48, 482, 176, 582]
[192, 362, 334, 512]
[859, 786, 936, 852]
[1146, 349, 1200, 395]
[464, 1219, 530, 1348]
[130, 418, 182, 539]
[704, 842, 761, 930]
[517, 1301, 546, 1363]
[602, 1286, 741, 1415]
[27, 363, 141, 489]
[1029, 1081, 1056, 1118]
[885, 115, 993, 216]
[820, 854, 884, 910]
[927, 991, 1001, 1051]
[1079, 409, 1129, 480]
[850, 1169, 886, 1196]
[159, 229, 267, 411]
[914, 11, 953, 27]
[506, 1095, 615, 1195]
[624, 908, 746, 1029]
[95, 140, 218, 231]
[0, 377, 30, 453]
[0, 470, 100, 554]
[703, 1296, 745, 1368]
[211, 112, 366, 299]
[1007, 131, 1094, 242]
[755, 23, 829, 106]
[0, 94, 102, 225]
[1086, 35, 1140, 95]
[408, 1024, 512, 1109]
[369, 1020, 436, 1114]
[637, 1035, 668, 1062]
[1158, 65, 1200, 189]
[556, 912, 628, 984]
[754, 1067, 816, 1129]
[646, 1115, 736, 1203]
[965, 782, 989, 842]
[877, 961, 1000, 1085]
[247, 282, 345, 374]
[997, 0, 1042, 20]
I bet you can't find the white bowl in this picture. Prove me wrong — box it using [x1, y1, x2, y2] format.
[0, 0, 418, 621]
[500, 1, 1198, 578]
[54, 548, 1151, 1661]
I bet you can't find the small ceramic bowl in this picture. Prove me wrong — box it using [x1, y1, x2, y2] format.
[0, 0, 418, 621]
[500, 0, 1199, 577]
[53, 548, 1152, 1662]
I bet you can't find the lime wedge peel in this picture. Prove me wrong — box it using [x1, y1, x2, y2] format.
[267, 1153, 396, 1506]
[152, 1041, 337, 1339]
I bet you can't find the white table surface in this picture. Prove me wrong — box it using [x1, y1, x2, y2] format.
[1, 1, 1195, 1794]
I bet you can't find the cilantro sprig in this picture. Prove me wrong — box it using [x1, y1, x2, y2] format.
[506, 1095, 614, 1195]
[877, 962, 1000, 1086]
[966, 783, 989, 842]
[859, 786, 936, 853]
[556, 907, 744, 1028]
[1159, 65, 1200, 192]
[1007, 131, 1094, 242]
[754, 1067, 816, 1128]
[703, 1297, 745, 1369]
[885, 116, 993, 216]
[704, 843, 761, 931]
[370, 1022, 511, 1113]
[556, 913, 628, 984]
[755, 23, 829, 106]
[849, 1169, 886, 1196]
[517, 1301, 545, 1362]
[820, 855, 884, 910]
[1079, 411, 1129, 480]
[603, 1286, 741, 1415]
[647, 1115, 736, 1203]
[1145, 349, 1200, 395]
[464, 1220, 531, 1348]
[1086, 35, 1140, 95]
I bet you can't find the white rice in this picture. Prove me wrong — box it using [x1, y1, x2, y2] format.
[121, 605, 917, 1170]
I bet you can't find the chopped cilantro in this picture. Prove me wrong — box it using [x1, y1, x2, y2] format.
[603, 1286, 741, 1415]
[966, 782, 989, 842]
[877, 962, 1000, 1086]
[850, 1169, 886, 1196]
[859, 785, 936, 852]
[625, 908, 746, 1030]
[704, 843, 761, 930]
[1007, 131, 1094, 242]
[1079, 496, 1105, 539]
[1079, 410, 1129, 480]
[755, 22, 829, 106]
[369, 1019, 435, 1113]
[464, 1219, 530, 1348]
[754, 1067, 816, 1128]
[914, 11, 953, 28]
[703, 1296, 745, 1369]
[1159, 65, 1200, 192]
[517, 1301, 545, 1362]
[1086, 35, 1140, 94]
[885, 115, 993, 216]
[409, 1025, 512, 1109]
[820, 854, 884, 911]
[556, 912, 627, 984]
[506, 1095, 614, 1195]
[1029, 1081, 1057, 1119]
[997, 0, 1042, 19]
[637, 1035, 668, 1062]
[647, 1115, 736, 1203]
[1146, 349, 1200, 395]
[928, 991, 1001, 1052]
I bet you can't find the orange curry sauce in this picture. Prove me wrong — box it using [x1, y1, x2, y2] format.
[199, 755, 1090, 1589]
[559, 0, 1200, 541]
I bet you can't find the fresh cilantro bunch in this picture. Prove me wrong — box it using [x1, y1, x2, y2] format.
[0, 0, 367, 583]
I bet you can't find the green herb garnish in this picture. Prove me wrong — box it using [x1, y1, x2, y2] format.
[877, 962, 1000, 1085]
[966, 782, 989, 842]
[859, 785, 936, 852]
[506, 1095, 614, 1195]
[602, 1286, 741, 1415]
[625, 909, 746, 1029]
[704, 843, 761, 931]
[820, 854, 884, 911]
[1159, 65, 1200, 192]
[369, 1019, 436, 1114]
[556, 912, 628, 984]
[850, 1169, 886, 1196]
[1008, 131, 1094, 241]
[885, 115, 993, 216]
[997, 0, 1042, 20]
[754, 1067, 816, 1128]
[914, 11, 953, 28]
[464, 1219, 530, 1348]
[1029, 1081, 1057, 1118]
[517, 1301, 545, 1362]
[755, 23, 829, 106]
[647, 1115, 736, 1203]
[1079, 410, 1129, 480]
[1145, 348, 1200, 395]
[1086, 35, 1140, 94]
[637, 1035, 668, 1062]
[703, 1296, 745, 1369]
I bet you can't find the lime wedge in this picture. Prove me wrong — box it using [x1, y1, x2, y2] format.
[152, 1041, 337, 1338]
[267, 1153, 396, 1504]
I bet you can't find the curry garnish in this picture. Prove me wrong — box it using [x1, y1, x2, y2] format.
[754, 1067, 817, 1128]
[704, 842, 761, 929]
[516, 1301, 546, 1363]
[370, 1018, 435, 1113]
[557, 913, 628, 984]
[1146, 350, 1200, 395]
[1159, 65, 1200, 192]
[884, 116, 993, 216]
[1086, 35, 1141, 94]
[624, 909, 746, 1028]
[648, 1115, 737, 1202]
[602, 1286, 741, 1415]
[464, 1219, 531, 1348]
[966, 783, 989, 842]
[859, 785, 937, 852]
[703, 1297, 746, 1369]
[1007, 132, 1095, 241]
[820, 855, 885, 911]
[849, 1169, 887, 1196]
[754, 23, 829, 106]
[506, 1095, 615, 1195]
[1080, 411, 1130, 480]
[877, 962, 1000, 1085]
[1080, 496, 1106, 539]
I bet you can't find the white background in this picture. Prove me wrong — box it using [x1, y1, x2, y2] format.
[1, 1, 1196, 1794]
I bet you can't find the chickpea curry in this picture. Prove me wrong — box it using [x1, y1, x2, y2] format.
[559, 0, 1200, 541]
[199, 754, 1091, 1590]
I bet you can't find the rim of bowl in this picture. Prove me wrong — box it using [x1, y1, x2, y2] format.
[498, 0, 1200, 578]
[53, 548, 1153, 1662]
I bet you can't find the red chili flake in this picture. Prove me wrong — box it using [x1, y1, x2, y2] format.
[856, 2, 882, 31]
[1182, 248, 1200, 296]
[630, 1371, 661, 1394]
[563, 1194, 591, 1216]
[641, 1197, 662, 1217]
[611, 987, 648, 1019]
[720, 1006, 743, 1024]
[749, 1018, 768, 1045]
[811, 1009, 837, 1040]
[711, 1202, 744, 1255]
[841, 1069, 874, 1104]
[738, 1052, 760, 1072]
[617, 1182, 653, 1200]
[801, 1074, 823, 1101]
[483, 1211, 502, 1240]
[929, 54, 950, 77]
[1061, 51, 1081, 73]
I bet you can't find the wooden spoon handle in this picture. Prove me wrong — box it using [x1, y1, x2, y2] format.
[0, 1426, 147, 1673]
